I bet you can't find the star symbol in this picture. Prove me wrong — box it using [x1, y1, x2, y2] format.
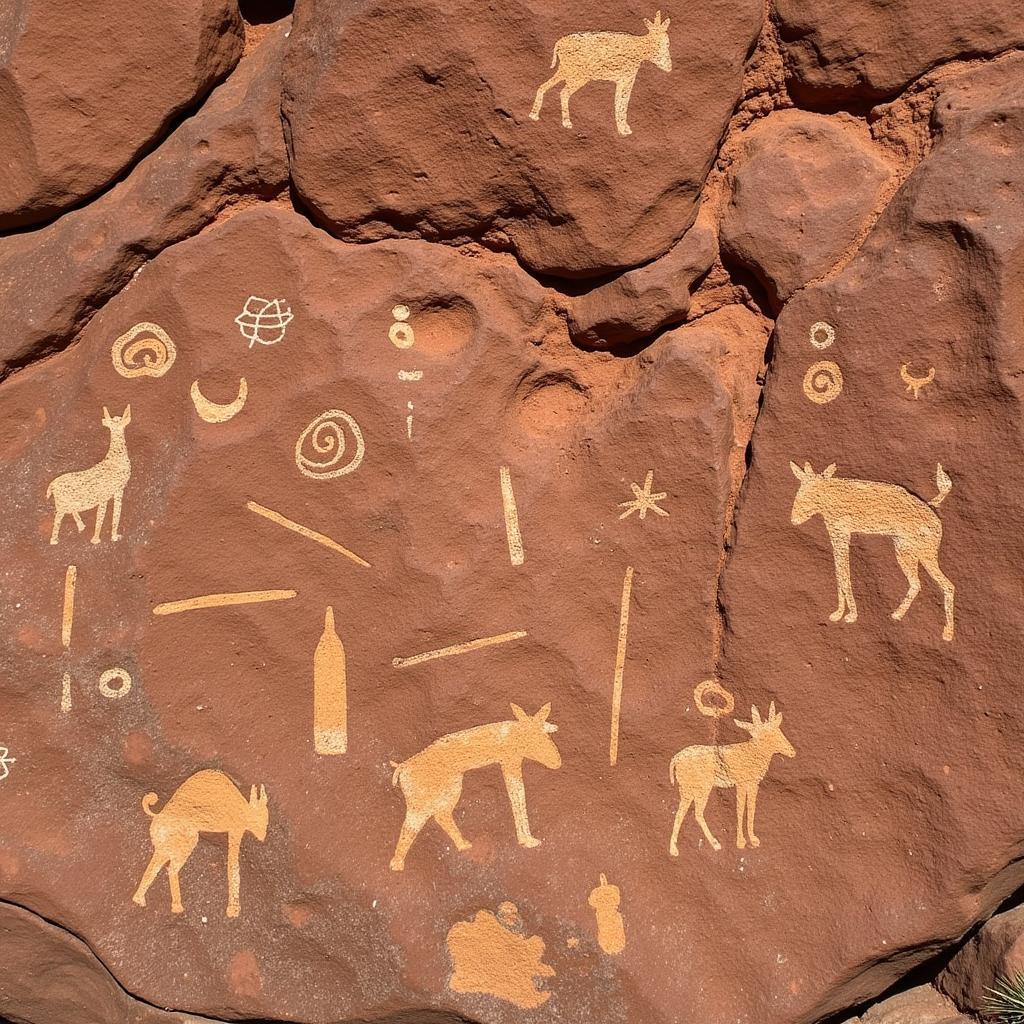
[0, 746, 16, 781]
[618, 471, 669, 521]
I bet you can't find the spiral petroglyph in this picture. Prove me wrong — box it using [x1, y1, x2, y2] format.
[803, 361, 843, 404]
[111, 323, 177, 378]
[295, 410, 366, 480]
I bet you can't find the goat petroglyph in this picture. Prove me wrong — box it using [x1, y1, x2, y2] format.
[111, 323, 176, 378]
[447, 902, 555, 1008]
[47, 406, 131, 545]
[389, 704, 560, 870]
[530, 12, 672, 136]
[132, 770, 269, 918]
[669, 702, 795, 855]
[790, 461, 955, 640]
[295, 409, 366, 480]
[190, 378, 248, 423]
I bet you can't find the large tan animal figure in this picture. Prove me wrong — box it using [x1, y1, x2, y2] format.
[132, 769, 269, 918]
[529, 12, 672, 136]
[389, 703, 561, 871]
[669, 703, 794, 856]
[790, 461, 955, 641]
[47, 405, 132, 545]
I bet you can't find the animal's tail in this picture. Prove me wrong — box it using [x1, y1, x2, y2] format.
[45, 481, 53, 500]
[930, 464, 952, 507]
[668, 753, 680, 786]
[390, 761, 404, 786]
[550, 42, 560, 68]
[141, 793, 160, 817]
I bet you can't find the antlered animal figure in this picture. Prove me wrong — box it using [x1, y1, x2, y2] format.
[790, 461, 955, 641]
[132, 769, 268, 918]
[669, 703, 794, 856]
[529, 12, 672, 136]
[389, 703, 561, 871]
[47, 405, 132, 545]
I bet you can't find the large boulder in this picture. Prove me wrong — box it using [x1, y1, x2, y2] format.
[282, 0, 762, 278]
[0, 0, 244, 229]
[720, 111, 891, 307]
[776, 0, 1024, 103]
[938, 905, 1024, 1014]
[716, 49, 1024, 1023]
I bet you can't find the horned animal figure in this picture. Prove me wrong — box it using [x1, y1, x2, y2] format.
[530, 12, 672, 136]
[389, 703, 561, 871]
[132, 769, 268, 918]
[47, 405, 132, 545]
[790, 461, 955, 641]
[669, 703, 794, 856]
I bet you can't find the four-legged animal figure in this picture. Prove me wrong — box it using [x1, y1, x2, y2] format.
[389, 703, 561, 871]
[669, 703, 795, 856]
[790, 461, 956, 641]
[530, 12, 672, 136]
[47, 405, 132, 545]
[132, 769, 268, 918]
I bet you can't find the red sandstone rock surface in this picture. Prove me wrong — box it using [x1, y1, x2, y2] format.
[2, 4, 1024, 1024]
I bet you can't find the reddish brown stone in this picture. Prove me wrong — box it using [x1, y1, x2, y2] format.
[0, 26, 289, 380]
[938, 905, 1024, 1014]
[282, 0, 762, 278]
[855, 984, 973, 1024]
[0, 0, 245, 230]
[776, 0, 1024, 103]
[720, 111, 891, 306]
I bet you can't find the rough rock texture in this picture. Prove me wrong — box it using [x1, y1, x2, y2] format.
[938, 905, 1024, 1014]
[0, 0, 245, 230]
[776, 0, 1024, 103]
[282, 0, 762, 277]
[3, 3, 1024, 1024]
[0, 25, 289, 380]
[720, 111, 891, 306]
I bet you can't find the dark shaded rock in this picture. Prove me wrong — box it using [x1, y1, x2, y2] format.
[0, 0, 245, 229]
[720, 111, 890, 306]
[938, 905, 1024, 1014]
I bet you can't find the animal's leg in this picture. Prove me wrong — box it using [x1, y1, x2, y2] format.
[111, 491, 124, 542]
[132, 850, 166, 907]
[390, 808, 428, 871]
[735, 786, 748, 849]
[434, 806, 472, 852]
[559, 83, 581, 129]
[693, 789, 721, 852]
[168, 862, 185, 914]
[49, 511, 65, 545]
[921, 546, 955, 642]
[614, 74, 637, 135]
[502, 764, 540, 847]
[827, 528, 856, 623]
[71, 510, 85, 532]
[530, 74, 562, 120]
[746, 784, 761, 847]
[669, 792, 693, 857]
[226, 834, 241, 918]
[891, 538, 921, 622]
[166, 832, 197, 914]
[92, 500, 108, 545]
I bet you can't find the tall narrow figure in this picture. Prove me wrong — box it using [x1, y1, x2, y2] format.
[314, 606, 347, 754]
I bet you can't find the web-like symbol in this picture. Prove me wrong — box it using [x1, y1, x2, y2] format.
[234, 296, 294, 348]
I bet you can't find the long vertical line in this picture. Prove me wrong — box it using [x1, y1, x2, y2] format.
[609, 566, 635, 767]
[499, 466, 525, 566]
[61, 565, 77, 649]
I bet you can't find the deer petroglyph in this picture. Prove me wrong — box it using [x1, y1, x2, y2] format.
[530, 12, 672, 136]
[669, 703, 795, 855]
[790, 461, 955, 641]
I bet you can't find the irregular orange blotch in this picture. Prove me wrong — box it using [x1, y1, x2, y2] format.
[0, 848, 22, 880]
[17, 624, 45, 650]
[283, 902, 313, 928]
[228, 950, 263, 999]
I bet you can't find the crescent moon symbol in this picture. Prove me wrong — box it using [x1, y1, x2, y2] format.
[190, 378, 248, 423]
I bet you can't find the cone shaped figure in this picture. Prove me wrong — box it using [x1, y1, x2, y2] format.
[314, 606, 347, 754]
